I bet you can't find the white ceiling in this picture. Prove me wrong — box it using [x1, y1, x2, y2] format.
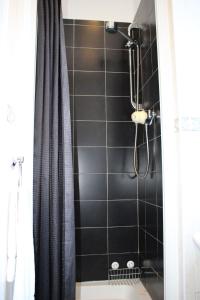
[62, 0, 141, 22]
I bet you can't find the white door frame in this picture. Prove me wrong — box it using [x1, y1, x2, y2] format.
[155, 0, 182, 299]
[155, 0, 200, 299]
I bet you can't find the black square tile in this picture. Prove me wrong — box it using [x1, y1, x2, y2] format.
[108, 174, 137, 200]
[74, 174, 107, 200]
[139, 228, 146, 253]
[106, 50, 129, 72]
[107, 97, 132, 121]
[146, 203, 157, 237]
[75, 25, 104, 48]
[76, 255, 108, 281]
[109, 253, 139, 269]
[157, 243, 164, 277]
[76, 228, 107, 255]
[107, 73, 130, 96]
[139, 201, 145, 228]
[140, 24, 151, 58]
[66, 47, 73, 70]
[107, 122, 136, 147]
[149, 139, 156, 172]
[74, 48, 105, 71]
[75, 20, 104, 26]
[105, 28, 128, 49]
[63, 19, 74, 25]
[68, 71, 73, 95]
[156, 137, 162, 172]
[150, 137, 162, 172]
[145, 172, 157, 205]
[151, 39, 158, 72]
[141, 49, 152, 87]
[109, 227, 138, 253]
[108, 148, 134, 173]
[146, 233, 157, 261]
[74, 71, 105, 95]
[70, 96, 73, 118]
[75, 201, 107, 227]
[158, 207, 163, 242]
[142, 70, 159, 109]
[74, 96, 105, 120]
[138, 143, 150, 175]
[156, 172, 163, 207]
[74, 147, 106, 173]
[138, 177, 145, 200]
[74, 121, 106, 146]
[108, 200, 137, 227]
[64, 25, 73, 47]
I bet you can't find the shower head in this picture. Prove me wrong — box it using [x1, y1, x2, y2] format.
[105, 21, 118, 33]
[105, 21, 137, 48]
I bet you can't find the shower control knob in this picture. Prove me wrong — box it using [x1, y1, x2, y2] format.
[127, 260, 135, 269]
[111, 262, 119, 270]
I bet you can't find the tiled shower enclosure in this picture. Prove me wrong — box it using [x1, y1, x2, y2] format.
[64, 0, 163, 299]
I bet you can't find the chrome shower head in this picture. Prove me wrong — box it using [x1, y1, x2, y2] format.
[105, 21, 137, 48]
[105, 21, 118, 33]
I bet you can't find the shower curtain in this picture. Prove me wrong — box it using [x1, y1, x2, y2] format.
[33, 0, 75, 299]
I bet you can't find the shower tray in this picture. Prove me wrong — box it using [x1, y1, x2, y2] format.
[76, 280, 152, 300]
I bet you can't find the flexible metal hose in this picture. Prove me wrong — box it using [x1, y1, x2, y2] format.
[133, 123, 150, 178]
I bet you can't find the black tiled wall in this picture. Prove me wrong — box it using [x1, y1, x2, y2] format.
[64, 19, 139, 282]
[134, 0, 164, 299]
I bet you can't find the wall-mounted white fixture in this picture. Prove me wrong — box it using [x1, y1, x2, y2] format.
[111, 262, 119, 270]
[127, 260, 135, 269]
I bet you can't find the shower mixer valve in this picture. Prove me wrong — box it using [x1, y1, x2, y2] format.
[131, 109, 158, 125]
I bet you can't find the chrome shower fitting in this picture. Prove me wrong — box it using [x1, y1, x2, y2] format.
[145, 110, 158, 126]
[105, 20, 160, 179]
[105, 21, 137, 49]
[131, 109, 159, 126]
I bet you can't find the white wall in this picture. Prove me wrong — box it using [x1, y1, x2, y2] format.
[156, 0, 200, 299]
[62, 0, 141, 22]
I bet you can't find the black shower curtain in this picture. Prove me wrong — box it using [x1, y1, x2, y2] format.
[33, 0, 75, 299]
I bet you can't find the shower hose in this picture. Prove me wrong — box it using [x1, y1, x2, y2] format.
[130, 43, 150, 178]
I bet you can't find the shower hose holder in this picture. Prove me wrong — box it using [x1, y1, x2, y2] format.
[145, 110, 157, 126]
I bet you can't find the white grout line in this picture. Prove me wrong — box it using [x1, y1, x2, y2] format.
[139, 199, 162, 209]
[70, 94, 130, 98]
[76, 251, 139, 257]
[140, 227, 163, 245]
[104, 26, 110, 273]
[74, 199, 138, 202]
[76, 225, 138, 229]
[140, 67, 158, 92]
[72, 120, 134, 123]
[68, 70, 130, 74]
[66, 46, 129, 51]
